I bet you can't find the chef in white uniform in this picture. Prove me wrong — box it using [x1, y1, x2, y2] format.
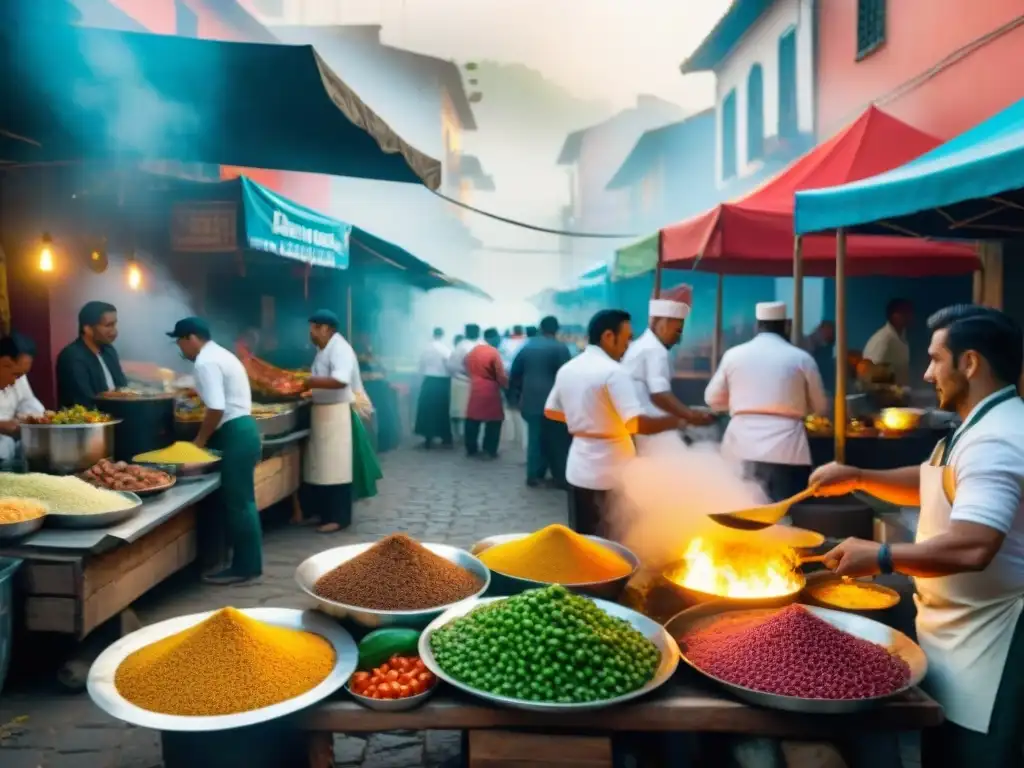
[0, 332, 44, 464]
[448, 324, 481, 439]
[622, 286, 714, 457]
[302, 309, 364, 534]
[813, 304, 1024, 767]
[704, 301, 828, 502]
[545, 309, 684, 535]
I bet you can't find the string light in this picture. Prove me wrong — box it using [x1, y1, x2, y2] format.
[126, 253, 142, 290]
[38, 233, 54, 273]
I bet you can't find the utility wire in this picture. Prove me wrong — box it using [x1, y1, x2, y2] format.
[429, 189, 640, 239]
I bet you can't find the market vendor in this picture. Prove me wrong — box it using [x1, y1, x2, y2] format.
[168, 317, 262, 586]
[704, 301, 828, 502]
[0, 332, 44, 462]
[863, 298, 913, 387]
[448, 324, 482, 439]
[813, 304, 1024, 767]
[302, 310, 380, 534]
[55, 300, 128, 407]
[622, 286, 714, 457]
[544, 309, 684, 535]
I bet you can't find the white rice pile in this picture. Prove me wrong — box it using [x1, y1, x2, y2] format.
[0, 473, 136, 514]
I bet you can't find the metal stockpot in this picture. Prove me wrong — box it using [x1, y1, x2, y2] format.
[20, 421, 120, 475]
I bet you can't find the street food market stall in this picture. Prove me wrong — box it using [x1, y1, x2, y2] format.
[55, 525, 942, 768]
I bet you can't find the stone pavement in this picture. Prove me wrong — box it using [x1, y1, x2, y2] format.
[0, 442, 566, 768]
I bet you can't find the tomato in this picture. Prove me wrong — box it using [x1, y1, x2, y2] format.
[409, 679, 423, 694]
[413, 659, 425, 672]
[364, 684, 377, 696]
[379, 663, 390, 675]
[386, 669, 399, 682]
[399, 685, 410, 697]
[352, 671, 370, 684]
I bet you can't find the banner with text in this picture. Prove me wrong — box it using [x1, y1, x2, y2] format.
[240, 177, 351, 269]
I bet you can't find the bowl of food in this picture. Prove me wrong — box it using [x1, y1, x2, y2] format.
[877, 408, 926, 435]
[470, 526, 639, 600]
[346, 652, 438, 711]
[20, 407, 119, 475]
[802, 571, 901, 614]
[0, 497, 48, 540]
[668, 602, 925, 714]
[294, 533, 490, 629]
[81, 459, 176, 497]
[133, 443, 222, 479]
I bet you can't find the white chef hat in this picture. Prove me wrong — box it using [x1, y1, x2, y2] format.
[649, 299, 690, 320]
[649, 284, 692, 320]
[755, 301, 788, 322]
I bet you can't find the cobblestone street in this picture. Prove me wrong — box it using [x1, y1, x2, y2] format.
[0, 443, 566, 768]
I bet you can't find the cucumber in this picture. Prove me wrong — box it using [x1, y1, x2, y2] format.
[357, 628, 421, 670]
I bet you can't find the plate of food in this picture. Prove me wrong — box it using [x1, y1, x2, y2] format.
[81, 459, 177, 498]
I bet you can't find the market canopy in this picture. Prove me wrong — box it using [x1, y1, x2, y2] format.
[794, 98, 1024, 239]
[657, 107, 979, 277]
[0, 23, 440, 188]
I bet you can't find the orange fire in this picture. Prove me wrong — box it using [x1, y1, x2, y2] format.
[667, 537, 802, 598]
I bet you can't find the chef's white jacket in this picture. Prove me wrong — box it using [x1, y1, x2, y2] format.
[863, 321, 911, 386]
[447, 339, 480, 382]
[705, 332, 828, 465]
[545, 345, 644, 491]
[419, 340, 452, 378]
[193, 341, 252, 427]
[0, 376, 45, 462]
[621, 329, 672, 418]
[311, 333, 362, 405]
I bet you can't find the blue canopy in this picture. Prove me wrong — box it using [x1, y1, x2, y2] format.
[794, 98, 1024, 239]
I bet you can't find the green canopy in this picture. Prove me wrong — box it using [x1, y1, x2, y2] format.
[612, 234, 659, 281]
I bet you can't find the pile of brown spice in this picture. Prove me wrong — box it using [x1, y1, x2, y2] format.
[314, 533, 483, 610]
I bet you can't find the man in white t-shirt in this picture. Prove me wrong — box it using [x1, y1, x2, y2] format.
[544, 309, 684, 535]
[813, 305, 1024, 766]
[170, 317, 261, 585]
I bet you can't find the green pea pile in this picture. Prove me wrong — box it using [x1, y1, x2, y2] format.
[429, 585, 661, 704]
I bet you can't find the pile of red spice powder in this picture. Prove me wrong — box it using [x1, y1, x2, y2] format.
[681, 605, 911, 699]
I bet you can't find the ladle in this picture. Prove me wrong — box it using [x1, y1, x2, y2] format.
[709, 485, 820, 531]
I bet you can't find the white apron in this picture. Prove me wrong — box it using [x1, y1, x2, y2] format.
[304, 402, 353, 486]
[450, 378, 470, 419]
[914, 407, 1023, 733]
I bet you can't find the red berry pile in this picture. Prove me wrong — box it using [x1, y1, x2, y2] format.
[681, 605, 911, 700]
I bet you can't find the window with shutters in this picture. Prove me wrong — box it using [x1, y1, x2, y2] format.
[721, 89, 738, 180]
[746, 64, 765, 162]
[856, 0, 886, 60]
[778, 30, 798, 140]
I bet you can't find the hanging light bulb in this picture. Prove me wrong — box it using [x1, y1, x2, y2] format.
[126, 253, 142, 290]
[39, 233, 54, 273]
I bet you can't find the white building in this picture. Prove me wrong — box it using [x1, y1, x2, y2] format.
[681, 0, 816, 188]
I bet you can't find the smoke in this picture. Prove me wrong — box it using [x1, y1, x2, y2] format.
[52, 251, 196, 372]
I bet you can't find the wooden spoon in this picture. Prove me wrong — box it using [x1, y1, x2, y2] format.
[708, 485, 820, 531]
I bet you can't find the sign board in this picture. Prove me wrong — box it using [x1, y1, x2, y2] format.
[171, 202, 238, 252]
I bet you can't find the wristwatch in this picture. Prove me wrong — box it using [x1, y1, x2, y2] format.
[877, 542, 894, 575]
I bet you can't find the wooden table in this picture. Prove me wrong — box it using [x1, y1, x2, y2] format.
[159, 677, 942, 768]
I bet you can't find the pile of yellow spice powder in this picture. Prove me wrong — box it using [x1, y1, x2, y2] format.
[114, 607, 336, 716]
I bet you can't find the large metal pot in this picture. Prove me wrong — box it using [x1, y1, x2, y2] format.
[94, 394, 175, 462]
[20, 421, 120, 475]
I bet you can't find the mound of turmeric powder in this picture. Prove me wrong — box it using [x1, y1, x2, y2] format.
[133, 441, 217, 465]
[479, 524, 633, 584]
[114, 607, 335, 716]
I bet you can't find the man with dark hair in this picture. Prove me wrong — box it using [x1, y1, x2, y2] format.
[0, 332, 44, 463]
[464, 327, 507, 458]
[169, 317, 262, 585]
[622, 286, 714, 457]
[509, 315, 572, 487]
[448, 323, 481, 439]
[545, 309, 686, 534]
[415, 327, 453, 449]
[55, 300, 128, 407]
[863, 297, 914, 386]
[303, 310, 380, 533]
[813, 304, 1024, 766]
[705, 301, 829, 502]
[525, 326, 538, 338]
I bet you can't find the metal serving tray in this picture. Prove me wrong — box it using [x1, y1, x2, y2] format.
[666, 602, 927, 714]
[87, 607, 357, 732]
[46, 491, 143, 529]
[418, 595, 679, 713]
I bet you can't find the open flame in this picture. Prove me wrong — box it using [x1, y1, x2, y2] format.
[668, 537, 803, 598]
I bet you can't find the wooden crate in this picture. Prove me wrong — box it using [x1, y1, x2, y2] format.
[255, 443, 301, 512]
[23, 507, 198, 638]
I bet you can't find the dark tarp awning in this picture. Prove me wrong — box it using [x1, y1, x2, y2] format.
[0, 23, 441, 188]
[124, 171, 488, 296]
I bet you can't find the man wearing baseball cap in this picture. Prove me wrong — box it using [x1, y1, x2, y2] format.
[169, 316, 262, 584]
